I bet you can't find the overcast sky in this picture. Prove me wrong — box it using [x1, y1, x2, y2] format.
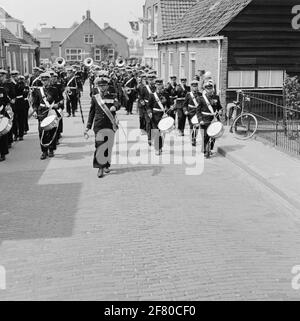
[0, 0, 143, 39]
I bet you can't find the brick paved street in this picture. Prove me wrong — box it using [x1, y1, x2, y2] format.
[1, 85, 300, 301]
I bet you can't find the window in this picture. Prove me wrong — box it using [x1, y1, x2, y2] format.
[147, 7, 152, 38]
[189, 52, 196, 80]
[179, 53, 186, 79]
[84, 34, 94, 44]
[23, 53, 28, 74]
[65, 48, 82, 61]
[258, 70, 284, 88]
[161, 52, 166, 81]
[169, 52, 174, 78]
[153, 4, 158, 36]
[228, 71, 255, 88]
[7, 52, 12, 69]
[94, 49, 101, 61]
[31, 53, 36, 70]
[12, 52, 16, 70]
[107, 48, 115, 60]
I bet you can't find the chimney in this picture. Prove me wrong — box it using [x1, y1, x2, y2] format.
[104, 23, 109, 29]
[86, 10, 91, 20]
[82, 15, 85, 21]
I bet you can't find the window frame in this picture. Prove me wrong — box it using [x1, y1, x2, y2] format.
[257, 70, 284, 88]
[228, 70, 256, 89]
[179, 52, 186, 79]
[65, 48, 83, 62]
[84, 34, 94, 44]
[94, 49, 102, 62]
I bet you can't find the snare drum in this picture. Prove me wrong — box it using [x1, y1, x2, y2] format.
[0, 117, 12, 137]
[40, 115, 59, 132]
[158, 116, 175, 133]
[207, 121, 225, 139]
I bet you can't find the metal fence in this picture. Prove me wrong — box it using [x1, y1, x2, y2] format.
[237, 91, 300, 156]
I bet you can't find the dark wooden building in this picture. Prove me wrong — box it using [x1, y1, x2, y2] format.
[156, 0, 300, 105]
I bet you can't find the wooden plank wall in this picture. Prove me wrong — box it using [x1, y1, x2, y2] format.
[222, 0, 300, 75]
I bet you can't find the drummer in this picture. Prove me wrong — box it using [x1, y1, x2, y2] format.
[183, 79, 202, 147]
[147, 79, 171, 156]
[0, 69, 11, 162]
[32, 72, 64, 160]
[196, 79, 223, 157]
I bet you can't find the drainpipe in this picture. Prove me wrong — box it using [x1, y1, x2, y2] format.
[217, 38, 222, 95]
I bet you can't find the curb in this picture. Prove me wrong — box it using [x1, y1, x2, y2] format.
[217, 146, 300, 212]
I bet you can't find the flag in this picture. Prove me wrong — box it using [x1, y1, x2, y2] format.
[129, 21, 139, 32]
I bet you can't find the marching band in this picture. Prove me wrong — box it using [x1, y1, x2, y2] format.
[0, 56, 224, 177]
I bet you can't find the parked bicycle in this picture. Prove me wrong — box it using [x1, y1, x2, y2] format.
[228, 91, 258, 140]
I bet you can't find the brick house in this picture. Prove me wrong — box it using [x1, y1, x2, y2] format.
[0, 7, 39, 73]
[142, 0, 197, 70]
[156, 0, 300, 105]
[103, 23, 129, 59]
[37, 10, 129, 64]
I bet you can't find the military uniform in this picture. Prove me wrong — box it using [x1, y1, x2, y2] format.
[65, 73, 79, 117]
[86, 79, 119, 171]
[196, 90, 223, 154]
[147, 81, 171, 153]
[32, 82, 64, 157]
[176, 81, 190, 135]
[123, 74, 137, 115]
[0, 80, 11, 161]
[183, 85, 202, 146]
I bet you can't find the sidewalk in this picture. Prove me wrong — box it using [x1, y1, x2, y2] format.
[217, 127, 300, 212]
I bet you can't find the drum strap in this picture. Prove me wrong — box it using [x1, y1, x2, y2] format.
[40, 87, 52, 110]
[203, 91, 216, 117]
[67, 77, 76, 87]
[153, 93, 165, 112]
[190, 92, 199, 108]
[125, 77, 134, 88]
[94, 94, 119, 132]
[145, 85, 152, 95]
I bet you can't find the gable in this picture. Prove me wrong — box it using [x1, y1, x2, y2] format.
[61, 18, 116, 47]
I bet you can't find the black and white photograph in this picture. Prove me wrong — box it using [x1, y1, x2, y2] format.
[0, 0, 300, 305]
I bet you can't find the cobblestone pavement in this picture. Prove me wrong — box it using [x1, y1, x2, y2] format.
[0, 85, 300, 301]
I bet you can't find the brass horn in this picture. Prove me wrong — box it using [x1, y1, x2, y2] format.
[116, 57, 126, 68]
[55, 57, 66, 67]
[84, 57, 94, 68]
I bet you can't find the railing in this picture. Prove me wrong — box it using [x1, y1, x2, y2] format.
[233, 91, 300, 156]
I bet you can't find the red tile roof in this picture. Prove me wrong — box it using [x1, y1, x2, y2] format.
[158, 0, 252, 41]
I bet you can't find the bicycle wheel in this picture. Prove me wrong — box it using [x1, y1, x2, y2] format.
[232, 113, 258, 140]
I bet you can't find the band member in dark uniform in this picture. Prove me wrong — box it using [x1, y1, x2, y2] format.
[22, 76, 31, 135]
[123, 70, 137, 115]
[85, 77, 120, 178]
[32, 72, 64, 160]
[137, 74, 148, 134]
[14, 74, 28, 141]
[147, 79, 171, 156]
[30, 67, 43, 87]
[65, 68, 79, 117]
[176, 78, 190, 136]
[183, 79, 202, 147]
[165, 76, 178, 120]
[51, 72, 65, 144]
[0, 70, 11, 162]
[196, 79, 223, 157]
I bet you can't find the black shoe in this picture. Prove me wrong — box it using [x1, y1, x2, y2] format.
[104, 168, 111, 174]
[40, 153, 47, 160]
[48, 151, 54, 158]
[67, 114, 71, 118]
[13, 136, 18, 142]
[97, 168, 104, 178]
[24, 132, 28, 136]
[148, 141, 152, 147]
[192, 141, 197, 147]
[0, 155, 5, 162]
[19, 137, 24, 141]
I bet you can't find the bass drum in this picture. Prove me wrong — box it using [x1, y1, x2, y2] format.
[207, 121, 225, 139]
[158, 116, 175, 133]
